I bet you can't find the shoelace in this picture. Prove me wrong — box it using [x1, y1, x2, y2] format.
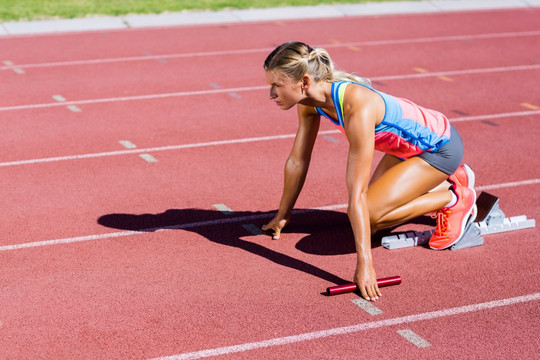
[432, 208, 451, 237]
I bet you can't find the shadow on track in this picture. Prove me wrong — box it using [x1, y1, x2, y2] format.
[97, 208, 434, 287]
[98, 208, 365, 287]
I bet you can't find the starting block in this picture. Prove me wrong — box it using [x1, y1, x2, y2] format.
[474, 192, 536, 235]
[381, 191, 536, 250]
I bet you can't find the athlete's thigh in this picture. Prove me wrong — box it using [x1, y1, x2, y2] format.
[367, 157, 449, 218]
[369, 154, 403, 185]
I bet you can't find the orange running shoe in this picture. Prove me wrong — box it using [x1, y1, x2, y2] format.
[448, 164, 475, 189]
[429, 184, 477, 250]
[447, 163, 477, 219]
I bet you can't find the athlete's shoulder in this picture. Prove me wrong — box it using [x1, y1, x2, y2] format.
[344, 82, 377, 98]
[342, 82, 385, 126]
[343, 83, 380, 110]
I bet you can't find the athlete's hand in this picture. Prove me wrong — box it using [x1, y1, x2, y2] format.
[354, 262, 381, 301]
[262, 216, 289, 240]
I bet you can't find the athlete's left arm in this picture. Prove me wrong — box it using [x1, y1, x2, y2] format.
[342, 85, 381, 301]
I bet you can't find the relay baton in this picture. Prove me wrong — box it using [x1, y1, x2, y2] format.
[326, 276, 402, 296]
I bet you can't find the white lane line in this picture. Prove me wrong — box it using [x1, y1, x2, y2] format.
[396, 329, 432, 348]
[119, 141, 159, 162]
[143, 51, 167, 64]
[119, 140, 137, 149]
[0, 85, 267, 112]
[374, 64, 540, 82]
[0, 231, 142, 251]
[2, 64, 540, 112]
[242, 224, 265, 235]
[0, 48, 270, 70]
[476, 179, 540, 191]
[1, 109, 539, 168]
[352, 298, 383, 315]
[1, 30, 539, 71]
[67, 105, 82, 112]
[323, 135, 340, 144]
[324, 30, 540, 49]
[451, 110, 540, 123]
[2, 60, 25, 74]
[0, 130, 324, 167]
[0, 178, 536, 252]
[0, 204, 343, 252]
[213, 204, 234, 215]
[120, 139, 149, 162]
[147, 293, 540, 360]
[139, 153, 158, 162]
[53, 94, 82, 112]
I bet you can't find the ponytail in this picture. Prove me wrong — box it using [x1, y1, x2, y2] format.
[264, 41, 370, 86]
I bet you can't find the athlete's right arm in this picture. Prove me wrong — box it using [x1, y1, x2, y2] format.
[262, 105, 321, 239]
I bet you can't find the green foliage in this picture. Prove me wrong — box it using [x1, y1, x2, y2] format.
[0, 0, 408, 21]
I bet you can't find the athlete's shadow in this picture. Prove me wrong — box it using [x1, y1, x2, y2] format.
[98, 208, 434, 287]
[97, 208, 378, 287]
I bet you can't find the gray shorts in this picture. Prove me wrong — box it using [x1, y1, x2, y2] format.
[416, 125, 463, 175]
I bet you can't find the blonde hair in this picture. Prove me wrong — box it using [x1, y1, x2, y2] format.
[264, 41, 371, 86]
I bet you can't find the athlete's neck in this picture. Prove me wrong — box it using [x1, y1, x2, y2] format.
[299, 81, 333, 108]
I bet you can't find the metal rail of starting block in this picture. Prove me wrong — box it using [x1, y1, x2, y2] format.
[381, 192, 536, 250]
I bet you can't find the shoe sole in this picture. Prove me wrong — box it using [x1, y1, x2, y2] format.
[463, 164, 475, 189]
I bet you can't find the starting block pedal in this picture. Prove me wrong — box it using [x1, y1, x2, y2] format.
[451, 221, 484, 250]
[381, 191, 535, 251]
[474, 192, 535, 235]
[380, 230, 433, 249]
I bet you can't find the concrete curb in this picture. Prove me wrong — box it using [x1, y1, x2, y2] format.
[1, 0, 539, 36]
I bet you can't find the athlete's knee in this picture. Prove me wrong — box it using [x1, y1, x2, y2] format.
[368, 207, 388, 231]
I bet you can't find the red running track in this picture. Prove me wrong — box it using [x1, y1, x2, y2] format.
[0, 7, 539, 360]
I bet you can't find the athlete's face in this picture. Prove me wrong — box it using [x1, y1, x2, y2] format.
[265, 70, 303, 110]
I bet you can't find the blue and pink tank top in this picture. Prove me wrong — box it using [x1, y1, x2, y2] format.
[315, 81, 451, 159]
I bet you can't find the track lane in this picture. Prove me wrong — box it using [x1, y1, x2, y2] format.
[1, 8, 539, 63]
[1, 67, 539, 164]
[0, 188, 537, 359]
[1, 7, 539, 360]
[2, 34, 540, 108]
[1, 111, 538, 246]
[2, 30, 539, 73]
[2, 178, 538, 252]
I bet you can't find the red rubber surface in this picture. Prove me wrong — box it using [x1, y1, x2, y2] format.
[0, 8, 539, 360]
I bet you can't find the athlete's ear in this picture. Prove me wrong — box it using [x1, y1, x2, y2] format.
[301, 75, 311, 89]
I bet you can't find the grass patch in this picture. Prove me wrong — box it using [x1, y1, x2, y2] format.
[0, 0, 411, 22]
